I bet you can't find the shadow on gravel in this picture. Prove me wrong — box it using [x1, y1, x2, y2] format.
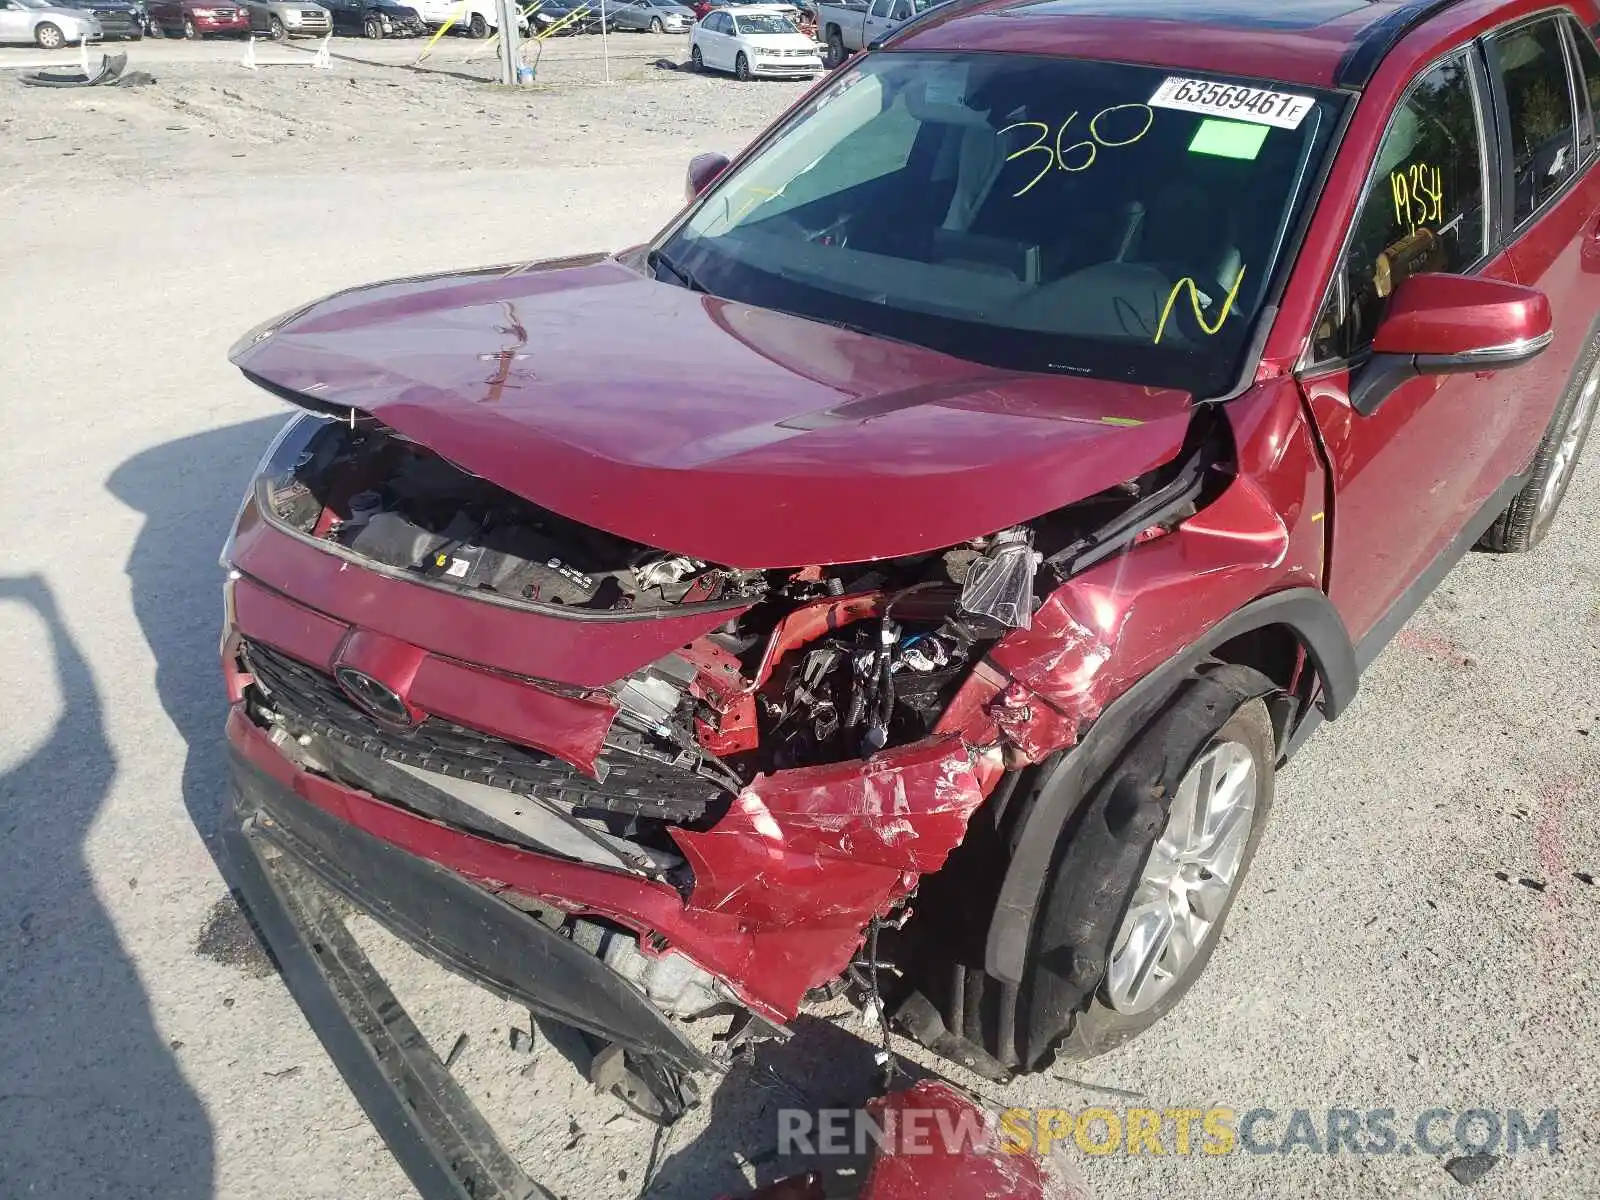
[107, 415, 282, 858]
[0, 574, 214, 1200]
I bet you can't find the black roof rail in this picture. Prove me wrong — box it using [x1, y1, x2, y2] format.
[1335, 0, 1466, 87]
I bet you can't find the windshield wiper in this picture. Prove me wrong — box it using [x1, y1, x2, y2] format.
[647, 248, 706, 293]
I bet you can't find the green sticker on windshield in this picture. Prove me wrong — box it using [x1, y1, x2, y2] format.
[1188, 118, 1270, 160]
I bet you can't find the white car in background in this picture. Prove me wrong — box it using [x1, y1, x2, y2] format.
[689, 4, 820, 80]
[410, 0, 523, 37]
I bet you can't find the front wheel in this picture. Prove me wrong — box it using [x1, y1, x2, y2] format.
[1042, 687, 1276, 1061]
[182, 13, 199, 36]
[363, 14, 381, 35]
[648, 14, 661, 30]
[888, 669, 1278, 1074]
[467, 11, 487, 36]
[1479, 347, 1600, 553]
[689, 42, 702, 70]
[268, 14, 285, 36]
[734, 50, 750, 80]
[35, 20, 65, 46]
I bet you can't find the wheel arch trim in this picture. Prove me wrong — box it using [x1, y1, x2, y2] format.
[983, 586, 1356, 986]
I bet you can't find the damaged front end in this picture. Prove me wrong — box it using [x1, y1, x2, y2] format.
[222, 399, 1225, 1060]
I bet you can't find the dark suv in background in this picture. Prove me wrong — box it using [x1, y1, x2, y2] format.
[75, 0, 143, 37]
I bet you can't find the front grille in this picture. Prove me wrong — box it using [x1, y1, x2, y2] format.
[242, 640, 725, 823]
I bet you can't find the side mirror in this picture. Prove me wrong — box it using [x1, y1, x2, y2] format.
[1352, 273, 1552, 416]
[685, 151, 730, 202]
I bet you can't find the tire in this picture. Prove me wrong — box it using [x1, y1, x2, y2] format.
[734, 50, 750, 80]
[269, 14, 285, 36]
[1478, 339, 1600, 553]
[887, 669, 1277, 1073]
[183, 13, 198, 36]
[363, 13, 381, 35]
[35, 20, 65, 47]
[1044, 692, 1275, 1061]
[128, 27, 143, 38]
[649, 15, 662, 30]
[689, 42, 702, 70]
[824, 26, 843, 67]
[467, 11, 487, 36]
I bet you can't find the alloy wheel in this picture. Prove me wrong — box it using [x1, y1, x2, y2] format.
[1105, 739, 1258, 1016]
[36, 20, 64, 46]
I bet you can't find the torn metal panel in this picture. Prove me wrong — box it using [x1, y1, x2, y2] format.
[671, 737, 1000, 923]
[987, 473, 1302, 760]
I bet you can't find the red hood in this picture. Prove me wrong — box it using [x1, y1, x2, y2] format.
[231, 256, 1195, 567]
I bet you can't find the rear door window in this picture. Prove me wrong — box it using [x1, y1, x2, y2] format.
[1563, 14, 1600, 161]
[1310, 52, 1489, 362]
[1487, 16, 1580, 224]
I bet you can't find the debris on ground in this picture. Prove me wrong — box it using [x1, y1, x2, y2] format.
[1443, 1152, 1500, 1185]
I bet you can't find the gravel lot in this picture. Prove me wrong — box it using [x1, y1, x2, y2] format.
[1, 32, 1597, 1200]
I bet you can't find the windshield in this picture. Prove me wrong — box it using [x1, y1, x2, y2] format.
[656, 53, 1342, 394]
[736, 13, 793, 32]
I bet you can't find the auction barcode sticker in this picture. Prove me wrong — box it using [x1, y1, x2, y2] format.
[1148, 77, 1315, 129]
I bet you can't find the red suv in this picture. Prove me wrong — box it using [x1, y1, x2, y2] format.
[221, 0, 1598, 1189]
[147, 0, 249, 35]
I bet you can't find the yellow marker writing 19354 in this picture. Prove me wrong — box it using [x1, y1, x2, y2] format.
[1391, 161, 1444, 234]
[1153, 265, 1248, 345]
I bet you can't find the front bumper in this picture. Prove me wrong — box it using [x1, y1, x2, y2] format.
[751, 57, 822, 75]
[193, 12, 250, 29]
[226, 751, 1059, 1200]
[91, 11, 142, 35]
[225, 744, 713, 1198]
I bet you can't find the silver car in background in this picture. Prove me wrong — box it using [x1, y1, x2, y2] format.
[0, 0, 103, 45]
[603, 0, 690, 31]
[240, 0, 331, 38]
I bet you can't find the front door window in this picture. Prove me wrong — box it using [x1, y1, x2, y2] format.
[1310, 52, 1489, 363]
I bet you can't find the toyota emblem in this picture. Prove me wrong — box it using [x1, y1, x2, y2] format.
[335, 666, 413, 726]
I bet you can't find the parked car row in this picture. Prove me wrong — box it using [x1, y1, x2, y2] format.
[0, 0, 818, 48]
